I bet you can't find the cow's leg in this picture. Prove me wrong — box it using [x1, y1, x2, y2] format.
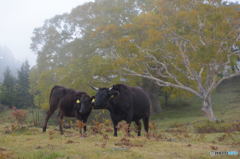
[143, 117, 149, 134]
[126, 121, 131, 136]
[112, 120, 119, 137]
[58, 112, 64, 135]
[43, 97, 59, 132]
[83, 119, 87, 134]
[78, 120, 83, 135]
[126, 114, 133, 136]
[135, 120, 141, 136]
[83, 124, 87, 133]
[42, 108, 57, 132]
[80, 120, 87, 135]
[77, 119, 82, 135]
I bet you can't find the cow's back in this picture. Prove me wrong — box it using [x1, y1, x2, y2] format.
[50, 86, 66, 106]
[50, 85, 66, 98]
[49, 86, 76, 114]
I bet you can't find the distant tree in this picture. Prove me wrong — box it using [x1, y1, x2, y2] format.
[15, 61, 33, 108]
[29, 66, 42, 108]
[0, 68, 17, 106]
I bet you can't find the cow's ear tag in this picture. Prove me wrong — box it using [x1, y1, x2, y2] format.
[91, 98, 95, 103]
[76, 99, 81, 104]
[110, 95, 114, 98]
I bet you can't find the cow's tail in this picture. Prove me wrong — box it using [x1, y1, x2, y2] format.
[49, 85, 59, 105]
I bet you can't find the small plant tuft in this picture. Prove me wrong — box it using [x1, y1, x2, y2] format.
[11, 107, 28, 125]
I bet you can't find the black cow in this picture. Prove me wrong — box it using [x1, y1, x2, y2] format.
[90, 84, 151, 136]
[42, 85, 94, 134]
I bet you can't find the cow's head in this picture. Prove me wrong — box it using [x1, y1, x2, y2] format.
[90, 85, 119, 109]
[74, 93, 95, 114]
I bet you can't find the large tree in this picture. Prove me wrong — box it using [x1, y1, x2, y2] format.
[30, 0, 148, 109]
[117, 0, 240, 120]
[30, 0, 240, 120]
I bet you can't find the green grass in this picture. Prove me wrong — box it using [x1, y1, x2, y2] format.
[0, 124, 239, 159]
[0, 77, 240, 159]
[153, 77, 240, 129]
[17, 151, 64, 159]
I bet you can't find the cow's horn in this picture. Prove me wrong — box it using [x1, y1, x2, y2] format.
[88, 84, 99, 91]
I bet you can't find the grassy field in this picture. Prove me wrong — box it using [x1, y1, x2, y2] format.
[0, 78, 240, 159]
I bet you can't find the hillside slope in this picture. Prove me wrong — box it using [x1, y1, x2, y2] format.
[153, 76, 240, 128]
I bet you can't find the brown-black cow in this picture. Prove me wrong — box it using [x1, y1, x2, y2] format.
[90, 84, 151, 137]
[42, 85, 94, 134]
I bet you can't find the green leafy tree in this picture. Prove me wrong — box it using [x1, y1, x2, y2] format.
[0, 68, 17, 106]
[15, 61, 33, 108]
[30, 0, 146, 109]
[30, 0, 240, 120]
[119, 0, 240, 120]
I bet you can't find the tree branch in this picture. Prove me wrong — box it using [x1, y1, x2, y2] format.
[123, 68, 202, 97]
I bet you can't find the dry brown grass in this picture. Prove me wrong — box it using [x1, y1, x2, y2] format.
[0, 121, 239, 159]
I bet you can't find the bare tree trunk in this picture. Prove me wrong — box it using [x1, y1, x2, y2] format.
[201, 96, 217, 121]
[164, 90, 172, 107]
[151, 93, 162, 113]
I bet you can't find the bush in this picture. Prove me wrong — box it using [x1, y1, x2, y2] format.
[11, 107, 28, 124]
[193, 120, 240, 133]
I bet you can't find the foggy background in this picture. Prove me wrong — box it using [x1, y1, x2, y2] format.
[0, 0, 92, 66]
[0, 0, 239, 67]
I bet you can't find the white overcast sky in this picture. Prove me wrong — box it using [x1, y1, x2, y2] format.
[0, 0, 239, 66]
[0, 0, 92, 66]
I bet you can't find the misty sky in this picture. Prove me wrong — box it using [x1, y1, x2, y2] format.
[0, 0, 239, 66]
[0, 0, 92, 66]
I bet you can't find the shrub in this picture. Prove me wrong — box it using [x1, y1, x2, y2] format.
[11, 107, 28, 124]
